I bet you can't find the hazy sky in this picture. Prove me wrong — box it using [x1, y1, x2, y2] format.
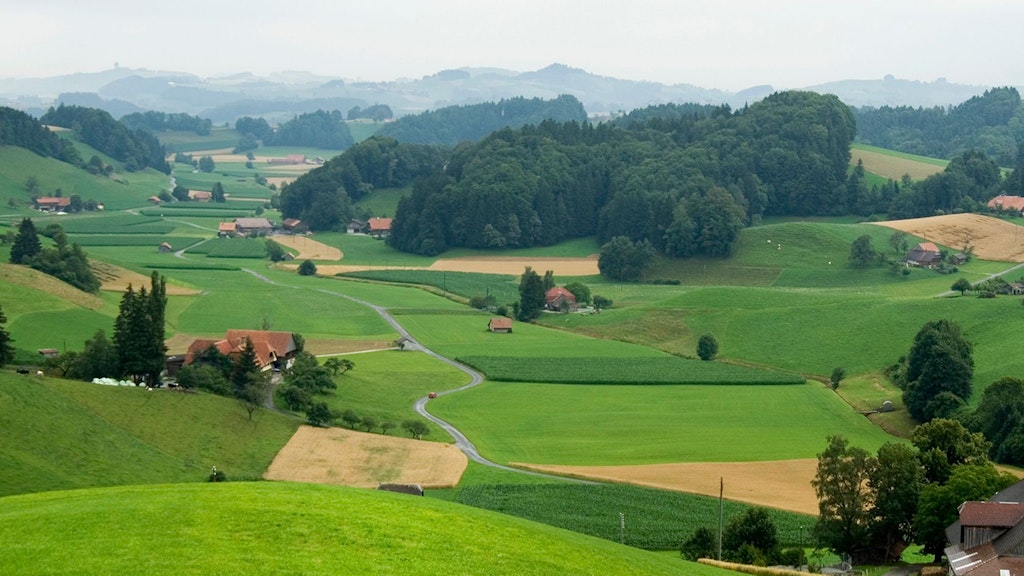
[3, 0, 1022, 90]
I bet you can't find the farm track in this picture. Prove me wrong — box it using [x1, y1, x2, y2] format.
[239, 268, 593, 484]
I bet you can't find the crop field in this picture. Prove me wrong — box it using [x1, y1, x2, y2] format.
[268, 234, 341, 260]
[457, 356, 804, 385]
[185, 237, 268, 258]
[454, 483, 813, 550]
[68, 234, 201, 247]
[427, 381, 898, 466]
[48, 214, 176, 234]
[342, 269, 520, 302]
[875, 213, 1024, 262]
[850, 143, 948, 180]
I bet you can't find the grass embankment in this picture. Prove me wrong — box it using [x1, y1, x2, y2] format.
[0, 482, 730, 576]
[0, 375, 299, 497]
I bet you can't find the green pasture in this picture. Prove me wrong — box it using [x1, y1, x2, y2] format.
[265, 270, 470, 311]
[455, 483, 814, 550]
[306, 232, 439, 266]
[0, 282, 116, 353]
[51, 214, 176, 234]
[353, 186, 409, 217]
[323, 349, 472, 439]
[458, 356, 804, 385]
[429, 380, 898, 466]
[342, 269, 520, 303]
[186, 237, 268, 258]
[68, 235, 202, 248]
[171, 169, 273, 199]
[0, 375, 298, 497]
[0, 483, 723, 576]
[346, 120, 385, 143]
[158, 127, 241, 152]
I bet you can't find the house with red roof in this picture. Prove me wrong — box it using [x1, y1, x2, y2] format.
[905, 242, 942, 268]
[367, 217, 393, 238]
[183, 330, 299, 372]
[946, 480, 1024, 576]
[488, 317, 513, 333]
[33, 196, 71, 212]
[545, 287, 578, 312]
[218, 221, 237, 237]
[988, 195, 1024, 214]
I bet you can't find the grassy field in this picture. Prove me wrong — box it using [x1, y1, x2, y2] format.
[0, 482, 729, 576]
[342, 269, 521, 303]
[0, 375, 299, 497]
[428, 381, 896, 466]
[850, 143, 948, 180]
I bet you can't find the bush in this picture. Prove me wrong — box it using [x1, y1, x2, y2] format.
[298, 260, 317, 276]
[697, 334, 719, 361]
[306, 402, 335, 427]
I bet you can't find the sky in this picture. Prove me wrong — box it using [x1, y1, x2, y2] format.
[2, 0, 1023, 90]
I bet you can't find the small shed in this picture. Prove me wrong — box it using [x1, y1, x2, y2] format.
[37, 348, 60, 358]
[488, 317, 513, 333]
[158, 242, 173, 253]
[950, 253, 968, 266]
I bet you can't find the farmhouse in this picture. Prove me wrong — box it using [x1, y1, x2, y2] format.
[999, 282, 1024, 296]
[189, 190, 212, 202]
[233, 217, 275, 237]
[218, 221, 237, 237]
[268, 154, 307, 165]
[367, 217, 393, 238]
[488, 317, 513, 333]
[158, 242, 173, 253]
[37, 348, 60, 358]
[905, 242, 942, 268]
[183, 330, 299, 372]
[945, 479, 1024, 576]
[545, 287, 578, 312]
[987, 195, 1024, 214]
[33, 196, 70, 212]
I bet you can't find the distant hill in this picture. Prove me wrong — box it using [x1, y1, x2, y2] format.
[5, 64, 1015, 123]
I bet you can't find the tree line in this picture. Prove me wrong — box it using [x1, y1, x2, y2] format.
[7, 218, 99, 293]
[233, 110, 354, 153]
[0, 106, 82, 165]
[40, 104, 170, 173]
[120, 111, 212, 135]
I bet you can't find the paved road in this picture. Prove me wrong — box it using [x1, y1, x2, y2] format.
[936, 259, 1024, 297]
[240, 268, 590, 482]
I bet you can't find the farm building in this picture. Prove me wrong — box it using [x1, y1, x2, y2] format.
[951, 252, 968, 265]
[233, 217, 275, 237]
[905, 242, 942, 268]
[218, 222, 237, 237]
[545, 287, 578, 312]
[37, 348, 60, 358]
[346, 219, 367, 234]
[999, 282, 1024, 296]
[33, 197, 70, 212]
[189, 190, 212, 202]
[987, 195, 1024, 214]
[268, 154, 306, 165]
[158, 242, 173, 253]
[367, 217, 393, 238]
[945, 479, 1024, 576]
[183, 330, 299, 372]
[282, 218, 305, 233]
[488, 317, 513, 333]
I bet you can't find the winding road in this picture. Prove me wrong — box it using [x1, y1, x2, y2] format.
[240, 268, 589, 482]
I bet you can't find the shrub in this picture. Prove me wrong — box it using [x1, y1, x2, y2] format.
[697, 334, 719, 361]
[298, 260, 317, 276]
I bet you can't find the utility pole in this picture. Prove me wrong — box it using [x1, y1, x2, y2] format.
[718, 477, 724, 561]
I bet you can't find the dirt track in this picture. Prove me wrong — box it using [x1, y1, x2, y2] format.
[520, 459, 819, 515]
[264, 425, 467, 488]
[873, 213, 1024, 262]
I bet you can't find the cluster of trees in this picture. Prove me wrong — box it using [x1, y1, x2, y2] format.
[277, 352, 351, 423]
[49, 273, 167, 386]
[40, 104, 170, 173]
[120, 111, 212, 135]
[386, 91, 856, 257]
[514, 267, 604, 321]
[681, 508, 803, 567]
[854, 87, 1024, 166]
[9, 219, 99, 293]
[347, 104, 393, 122]
[888, 149, 1005, 219]
[265, 110, 353, 149]
[0, 106, 81, 164]
[888, 319, 974, 422]
[279, 136, 446, 230]
[376, 95, 588, 146]
[812, 424, 1016, 563]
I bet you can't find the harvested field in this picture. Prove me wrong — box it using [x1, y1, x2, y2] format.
[92, 261, 201, 295]
[873, 213, 1024, 262]
[269, 235, 342, 261]
[310, 256, 600, 277]
[851, 147, 945, 180]
[520, 459, 818, 515]
[264, 426, 467, 488]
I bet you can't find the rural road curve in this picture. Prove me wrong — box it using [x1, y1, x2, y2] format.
[240, 268, 590, 483]
[936, 260, 1024, 297]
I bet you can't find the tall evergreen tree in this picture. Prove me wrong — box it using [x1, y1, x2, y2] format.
[230, 337, 260, 397]
[112, 273, 167, 385]
[0, 304, 14, 367]
[517, 266, 545, 322]
[10, 218, 41, 264]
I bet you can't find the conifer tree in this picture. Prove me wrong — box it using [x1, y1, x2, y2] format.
[112, 273, 168, 385]
[10, 218, 41, 264]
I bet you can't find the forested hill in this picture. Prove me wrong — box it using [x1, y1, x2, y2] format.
[374, 95, 588, 145]
[388, 91, 857, 256]
[0, 106, 82, 164]
[853, 87, 1023, 166]
[39, 104, 170, 174]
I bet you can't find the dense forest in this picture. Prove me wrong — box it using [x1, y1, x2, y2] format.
[375, 95, 588, 145]
[263, 110, 354, 149]
[853, 87, 1023, 166]
[0, 106, 82, 165]
[120, 111, 212, 135]
[40, 104, 170, 173]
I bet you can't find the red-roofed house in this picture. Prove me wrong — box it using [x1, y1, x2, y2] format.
[218, 222, 237, 237]
[184, 330, 299, 372]
[988, 195, 1024, 214]
[367, 217, 393, 238]
[906, 242, 942, 268]
[190, 190, 212, 202]
[545, 287, 577, 312]
[33, 197, 71, 212]
[488, 317, 513, 333]
[945, 480, 1024, 576]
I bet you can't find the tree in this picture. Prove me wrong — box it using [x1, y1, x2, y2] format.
[341, 409, 361, 429]
[281, 385, 312, 411]
[361, 415, 378, 432]
[542, 270, 556, 291]
[381, 421, 396, 435]
[965, 377, 1024, 465]
[265, 239, 286, 262]
[592, 295, 612, 310]
[402, 419, 429, 439]
[306, 402, 335, 427]
[598, 236, 654, 281]
[171, 184, 190, 202]
[230, 337, 261, 397]
[113, 273, 167, 385]
[211, 182, 226, 203]
[0, 305, 14, 367]
[285, 351, 335, 394]
[868, 442, 923, 562]
[902, 320, 973, 422]
[10, 218, 41, 264]
[723, 508, 780, 565]
[298, 260, 317, 276]
[198, 155, 215, 173]
[563, 282, 591, 305]
[911, 418, 990, 484]
[517, 266, 546, 322]
[951, 278, 972, 296]
[888, 230, 909, 255]
[830, 367, 846, 390]
[323, 357, 354, 376]
[811, 435, 874, 561]
[849, 234, 878, 267]
[66, 329, 119, 381]
[680, 526, 718, 561]
[696, 334, 718, 361]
